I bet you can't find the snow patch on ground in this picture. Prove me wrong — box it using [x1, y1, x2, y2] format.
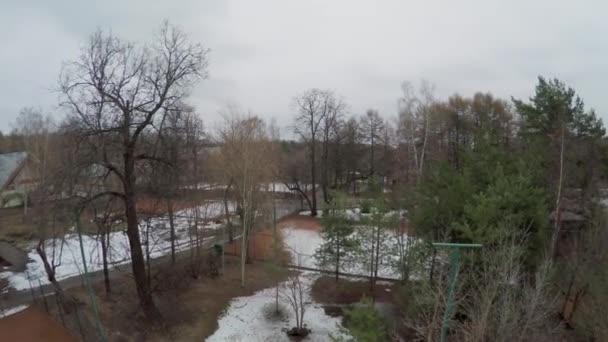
[0, 304, 28, 318]
[281, 226, 323, 268]
[0, 201, 234, 292]
[207, 219, 363, 341]
[299, 208, 361, 220]
[282, 218, 405, 279]
[183, 182, 297, 194]
[299, 208, 405, 222]
[207, 273, 347, 342]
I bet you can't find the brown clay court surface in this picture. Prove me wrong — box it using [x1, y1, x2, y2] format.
[278, 214, 322, 231]
[0, 307, 77, 341]
[223, 214, 322, 261]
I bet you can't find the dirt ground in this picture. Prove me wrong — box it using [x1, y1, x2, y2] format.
[278, 213, 322, 231]
[0, 307, 78, 342]
[311, 275, 395, 304]
[69, 220, 291, 341]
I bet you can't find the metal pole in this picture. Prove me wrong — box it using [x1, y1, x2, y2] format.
[440, 248, 459, 342]
[432, 242, 482, 342]
[75, 210, 107, 341]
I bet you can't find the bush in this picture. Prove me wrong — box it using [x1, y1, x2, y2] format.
[360, 200, 372, 214]
[334, 298, 388, 342]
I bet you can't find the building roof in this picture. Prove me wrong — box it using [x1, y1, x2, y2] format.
[0, 152, 28, 191]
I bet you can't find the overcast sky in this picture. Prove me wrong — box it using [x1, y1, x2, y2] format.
[1, 0, 607, 134]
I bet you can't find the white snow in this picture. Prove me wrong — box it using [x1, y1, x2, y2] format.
[259, 183, 296, 193]
[182, 183, 229, 191]
[183, 182, 297, 194]
[281, 218, 404, 279]
[0, 201, 235, 292]
[299, 208, 405, 222]
[207, 215, 363, 341]
[0, 304, 28, 318]
[207, 209, 411, 341]
[281, 226, 323, 268]
[206, 273, 348, 342]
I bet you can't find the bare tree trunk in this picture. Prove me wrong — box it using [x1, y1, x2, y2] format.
[100, 226, 111, 294]
[372, 225, 381, 300]
[285, 181, 313, 213]
[321, 139, 330, 204]
[310, 138, 318, 216]
[429, 246, 437, 284]
[369, 228, 376, 291]
[240, 230, 247, 287]
[167, 198, 176, 265]
[240, 203, 248, 287]
[418, 115, 429, 179]
[36, 241, 69, 309]
[335, 239, 340, 281]
[370, 134, 375, 176]
[146, 226, 152, 289]
[272, 183, 281, 310]
[224, 179, 234, 241]
[124, 150, 160, 320]
[550, 125, 566, 259]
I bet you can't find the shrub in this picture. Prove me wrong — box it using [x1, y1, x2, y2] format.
[360, 200, 372, 214]
[334, 298, 388, 342]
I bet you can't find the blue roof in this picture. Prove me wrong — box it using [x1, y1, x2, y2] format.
[0, 152, 28, 190]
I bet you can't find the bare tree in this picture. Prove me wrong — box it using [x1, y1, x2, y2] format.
[14, 111, 76, 308]
[185, 207, 203, 278]
[281, 145, 314, 211]
[281, 273, 310, 338]
[340, 118, 364, 194]
[216, 111, 274, 287]
[92, 197, 121, 295]
[360, 109, 385, 178]
[152, 105, 195, 265]
[357, 199, 397, 297]
[398, 80, 435, 182]
[59, 22, 208, 320]
[459, 234, 560, 342]
[293, 89, 340, 216]
[36, 219, 69, 307]
[320, 97, 345, 203]
[11, 107, 56, 212]
[559, 214, 608, 340]
[402, 268, 450, 341]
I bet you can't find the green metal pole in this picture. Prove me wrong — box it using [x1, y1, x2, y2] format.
[440, 248, 460, 342]
[432, 242, 481, 342]
[75, 210, 107, 341]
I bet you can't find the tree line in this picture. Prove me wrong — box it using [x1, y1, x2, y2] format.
[1, 20, 607, 340]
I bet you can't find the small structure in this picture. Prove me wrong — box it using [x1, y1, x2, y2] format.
[0, 152, 34, 208]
